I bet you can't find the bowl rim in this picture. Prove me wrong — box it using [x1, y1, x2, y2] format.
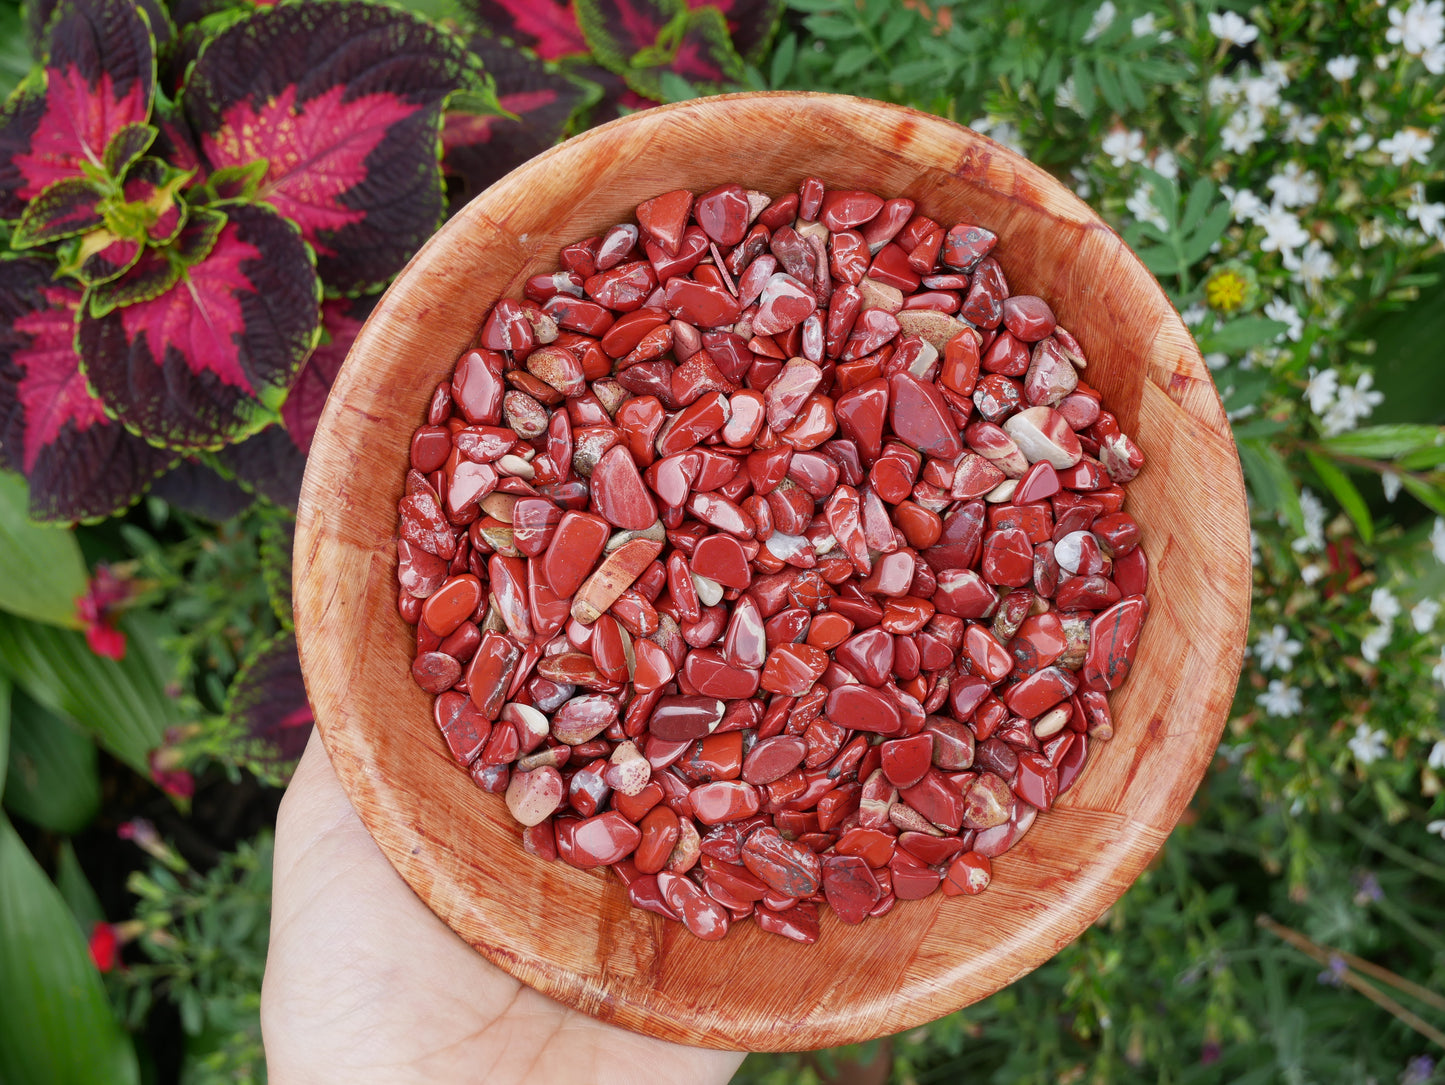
[294, 89, 1253, 1052]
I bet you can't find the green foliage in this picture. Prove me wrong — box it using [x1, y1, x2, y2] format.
[0, 471, 88, 629]
[0, 814, 139, 1085]
[3, 688, 101, 834]
[115, 831, 274, 1084]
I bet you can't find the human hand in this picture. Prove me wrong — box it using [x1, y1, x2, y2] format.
[262, 730, 746, 1084]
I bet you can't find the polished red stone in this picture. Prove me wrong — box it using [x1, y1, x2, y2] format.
[880, 733, 934, 789]
[694, 183, 751, 246]
[822, 854, 882, 924]
[542, 511, 610, 598]
[591, 445, 658, 530]
[826, 684, 902, 734]
[1083, 595, 1149, 691]
[683, 648, 761, 699]
[692, 534, 751, 589]
[760, 642, 829, 695]
[635, 189, 693, 255]
[741, 826, 822, 897]
[691, 781, 762, 825]
[833, 628, 894, 686]
[559, 811, 642, 867]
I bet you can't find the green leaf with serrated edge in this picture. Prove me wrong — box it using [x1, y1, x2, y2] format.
[3, 687, 100, 833]
[0, 813, 140, 1085]
[12, 176, 106, 248]
[575, 0, 686, 76]
[174, 205, 224, 265]
[189, 159, 268, 206]
[85, 245, 181, 317]
[102, 122, 156, 178]
[1400, 474, 1445, 517]
[115, 155, 190, 245]
[61, 229, 142, 285]
[832, 42, 872, 78]
[1239, 438, 1304, 536]
[1320, 424, 1445, 460]
[260, 513, 294, 629]
[0, 472, 88, 629]
[0, 610, 178, 776]
[1198, 318, 1290, 354]
[1305, 450, 1374, 544]
[54, 840, 105, 935]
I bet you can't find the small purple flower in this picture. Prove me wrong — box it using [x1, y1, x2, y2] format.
[1401, 1055, 1435, 1085]
[1200, 1041, 1222, 1065]
[1353, 870, 1384, 905]
[1317, 953, 1348, 987]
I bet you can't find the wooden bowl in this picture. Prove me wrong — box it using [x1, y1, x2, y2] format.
[294, 92, 1251, 1052]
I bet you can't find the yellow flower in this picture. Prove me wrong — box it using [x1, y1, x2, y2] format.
[1205, 268, 1249, 311]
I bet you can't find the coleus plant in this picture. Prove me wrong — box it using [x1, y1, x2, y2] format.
[0, 0, 779, 523]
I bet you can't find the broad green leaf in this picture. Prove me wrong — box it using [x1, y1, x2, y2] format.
[0, 473, 88, 629]
[3, 689, 100, 834]
[1197, 318, 1290, 354]
[1305, 450, 1374, 544]
[1320, 424, 1445, 460]
[54, 841, 106, 935]
[0, 814, 140, 1085]
[1396, 445, 1445, 470]
[0, 612, 178, 776]
[768, 30, 796, 85]
[1180, 178, 1217, 235]
[1239, 439, 1304, 535]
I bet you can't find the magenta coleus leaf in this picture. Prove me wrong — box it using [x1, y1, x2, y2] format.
[685, 0, 783, 64]
[225, 630, 312, 768]
[28, 0, 172, 56]
[77, 202, 321, 451]
[654, 7, 745, 92]
[0, 258, 173, 521]
[181, 1, 479, 294]
[76, 233, 142, 284]
[444, 35, 592, 210]
[0, 0, 155, 218]
[218, 293, 377, 508]
[460, 0, 589, 59]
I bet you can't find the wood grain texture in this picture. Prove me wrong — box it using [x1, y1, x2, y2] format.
[293, 92, 1252, 1052]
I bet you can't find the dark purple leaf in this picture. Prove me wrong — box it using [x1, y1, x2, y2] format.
[225, 630, 311, 769]
[574, 0, 684, 78]
[149, 456, 255, 520]
[102, 121, 156, 176]
[77, 202, 321, 451]
[181, 1, 479, 294]
[1, 0, 155, 218]
[444, 35, 592, 211]
[561, 59, 656, 125]
[0, 258, 174, 522]
[685, 0, 782, 64]
[459, 0, 588, 59]
[11, 176, 105, 247]
[87, 246, 180, 317]
[281, 294, 375, 454]
[213, 423, 307, 508]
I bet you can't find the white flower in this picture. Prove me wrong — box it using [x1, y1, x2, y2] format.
[1386, 0, 1445, 56]
[1150, 149, 1179, 180]
[1241, 75, 1283, 111]
[1406, 183, 1445, 239]
[1283, 111, 1324, 146]
[1132, 12, 1171, 38]
[1359, 218, 1386, 248]
[1429, 739, 1445, 769]
[1209, 10, 1260, 46]
[1305, 367, 1339, 414]
[1221, 109, 1267, 153]
[1126, 182, 1169, 231]
[1205, 351, 1230, 370]
[1257, 206, 1310, 258]
[1264, 297, 1304, 342]
[1101, 127, 1146, 167]
[1207, 74, 1239, 106]
[1084, 0, 1117, 42]
[1343, 132, 1375, 159]
[1055, 76, 1082, 113]
[1222, 185, 1267, 224]
[1257, 679, 1303, 716]
[1322, 373, 1384, 435]
[1301, 561, 1327, 584]
[1255, 624, 1303, 671]
[1382, 471, 1403, 502]
[1348, 724, 1390, 764]
[1181, 303, 1207, 327]
[1293, 489, 1327, 553]
[1370, 587, 1402, 624]
[1379, 127, 1436, 166]
[1326, 55, 1361, 80]
[1361, 623, 1392, 663]
[1283, 241, 1338, 295]
[1429, 819, 1445, 838]
[1426, 42, 1445, 72]
[1435, 645, 1445, 685]
[1411, 598, 1440, 632]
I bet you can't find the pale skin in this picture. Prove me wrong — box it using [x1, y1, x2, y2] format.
[261, 730, 746, 1085]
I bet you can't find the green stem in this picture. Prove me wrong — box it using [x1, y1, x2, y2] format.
[1341, 815, 1445, 883]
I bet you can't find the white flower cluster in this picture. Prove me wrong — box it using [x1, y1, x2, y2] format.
[1348, 723, 1390, 765]
[1302, 367, 1385, 436]
[1254, 624, 1303, 671]
[1360, 587, 1400, 664]
[1386, 0, 1445, 73]
[1291, 488, 1327, 553]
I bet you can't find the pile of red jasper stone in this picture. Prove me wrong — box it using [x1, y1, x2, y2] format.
[396, 178, 1149, 943]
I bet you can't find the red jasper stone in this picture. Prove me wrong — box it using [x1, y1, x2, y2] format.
[820, 190, 884, 232]
[742, 735, 808, 785]
[694, 183, 751, 246]
[692, 534, 752, 589]
[760, 642, 829, 695]
[1002, 664, 1078, 718]
[561, 811, 642, 867]
[826, 684, 902, 734]
[821, 854, 882, 924]
[722, 593, 767, 669]
[741, 826, 822, 897]
[880, 733, 934, 788]
[635, 189, 693, 255]
[590, 445, 658, 531]
[691, 781, 762, 825]
[684, 649, 761, 699]
[452, 350, 506, 425]
[542, 511, 610, 598]
[1083, 595, 1149, 691]
[833, 628, 895, 687]
[421, 575, 482, 638]
[1013, 750, 1059, 810]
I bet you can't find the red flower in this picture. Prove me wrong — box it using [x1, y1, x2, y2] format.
[75, 565, 134, 661]
[148, 746, 195, 800]
[88, 922, 119, 972]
